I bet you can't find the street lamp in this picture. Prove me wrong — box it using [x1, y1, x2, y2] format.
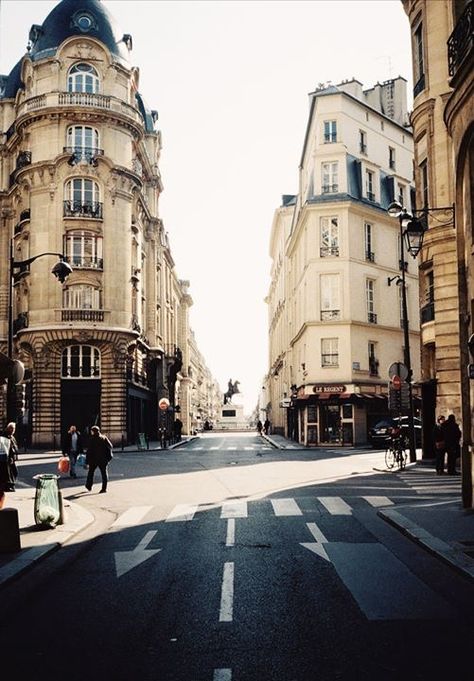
[7, 240, 72, 422]
[386, 201, 427, 463]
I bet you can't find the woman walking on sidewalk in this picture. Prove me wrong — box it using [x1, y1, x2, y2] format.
[442, 414, 461, 475]
[433, 415, 446, 475]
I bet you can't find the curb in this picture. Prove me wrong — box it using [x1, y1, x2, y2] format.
[0, 499, 95, 588]
[378, 507, 474, 583]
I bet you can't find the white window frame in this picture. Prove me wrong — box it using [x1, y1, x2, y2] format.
[61, 345, 101, 379]
[366, 279, 376, 322]
[320, 274, 341, 320]
[67, 125, 99, 156]
[365, 169, 375, 201]
[389, 146, 396, 170]
[64, 231, 103, 269]
[359, 129, 367, 154]
[67, 63, 99, 94]
[320, 217, 339, 257]
[321, 162, 338, 194]
[63, 284, 101, 310]
[364, 222, 374, 261]
[321, 338, 339, 367]
[323, 120, 337, 143]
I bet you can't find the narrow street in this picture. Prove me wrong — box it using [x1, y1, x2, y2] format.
[2, 433, 474, 680]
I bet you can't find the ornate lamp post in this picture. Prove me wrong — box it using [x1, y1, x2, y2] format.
[7, 240, 72, 422]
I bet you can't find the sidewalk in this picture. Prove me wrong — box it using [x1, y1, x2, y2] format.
[1, 434, 473, 587]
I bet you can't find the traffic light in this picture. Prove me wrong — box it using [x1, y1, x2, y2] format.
[15, 383, 26, 418]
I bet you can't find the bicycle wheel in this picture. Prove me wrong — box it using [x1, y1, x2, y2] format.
[385, 447, 395, 469]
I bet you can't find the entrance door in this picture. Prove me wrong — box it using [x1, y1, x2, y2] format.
[319, 404, 342, 444]
[61, 380, 101, 445]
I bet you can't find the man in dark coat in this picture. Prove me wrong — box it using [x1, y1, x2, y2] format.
[85, 426, 113, 493]
[441, 414, 461, 475]
[433, 415, 446, 475]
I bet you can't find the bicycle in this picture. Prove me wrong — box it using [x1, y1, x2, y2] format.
[385, 436, 407, 470]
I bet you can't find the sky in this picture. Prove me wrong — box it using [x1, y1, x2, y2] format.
[0, 0, 413, 414]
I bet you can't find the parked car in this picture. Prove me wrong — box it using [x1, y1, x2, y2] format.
[368, 416, 422, 448]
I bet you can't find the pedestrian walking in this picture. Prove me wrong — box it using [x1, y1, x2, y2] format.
[173, 417, 183, 442]
[433, 415, 446, 474]
[0, 422, 19, 494]
[85, 425, 113, 493]
[441, 414, 461, 475]
[263, 418, 271, 435]
[256, 420, 263, 435]
[62, 425, 84, 478]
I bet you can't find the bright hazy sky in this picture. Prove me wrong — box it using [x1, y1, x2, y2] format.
[0, 0, 413, 414]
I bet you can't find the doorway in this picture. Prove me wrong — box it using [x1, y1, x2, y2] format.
[319, 404, 342, 444]
[61, 379, 101, 446]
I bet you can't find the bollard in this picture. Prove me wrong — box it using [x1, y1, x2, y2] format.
[0, 508, 21, 553]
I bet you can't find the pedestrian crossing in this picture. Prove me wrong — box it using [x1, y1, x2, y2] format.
[187, 444, 274, 452]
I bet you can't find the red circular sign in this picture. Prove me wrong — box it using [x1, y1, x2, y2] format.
[392, 375, 402, 390]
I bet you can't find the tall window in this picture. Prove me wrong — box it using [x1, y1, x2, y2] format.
[368, 342, 379, 376]
[420, 159, 429, 208]
[64, 231, 103, 269]
[389, 146, 396, 170]
[414, 23, 425, 93]
[359, 130, 367, 154]
[322, 162, 338, 193]
[398, 183, 405, 207]
[61, 345, 100, 379]
[64, 178, 101, 217]
[63, 285, 101, 310]
[366, 279, 376, 323]
[364, 222, 374, 261]
[321, 338, 339, 366]
[67, 63, 99, 94]
[365, 169, 375, 201]
[324, 120, 337, 143]
[66, 126, 99, 160]
[320, 217, 339, 257]
[320, 274, 340, 320]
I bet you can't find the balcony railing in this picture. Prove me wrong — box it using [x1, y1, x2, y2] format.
[413, 74, 425, 97]
[320, 246, 339, 257]
[69, 257, 103, 270]
[14, 209, 31, 234]
[321, 309, 341, 321]
[368, 312, 377, 324]
[365, 251, 375, 262]
[448, 2, 473, 77]
[366, 191, 375, 202]
[369, 359, 379, 376]
[421, 301, 435, 324]
[322, 184, 339, 194]
[62, 309, 104, 322]
[63, 146, 104, 163]
[13, 263, 30, 282]
[360, 143, 367, 154]
[12, 312, 28, 335]
[63, 200, 103, 219]
[17, 92, 143, 128]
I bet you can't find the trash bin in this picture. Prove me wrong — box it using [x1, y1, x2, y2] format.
[33, 474, 64, 528]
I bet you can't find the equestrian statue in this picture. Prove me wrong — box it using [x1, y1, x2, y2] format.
[223, 379, 240, 405]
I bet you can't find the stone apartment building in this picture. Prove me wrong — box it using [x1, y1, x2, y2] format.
[0, 0, 218, 446]
[402, 0, 473, 507]
[266, 77, 420, 446]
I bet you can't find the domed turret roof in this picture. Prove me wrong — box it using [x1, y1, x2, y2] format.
[28, 0, 131, 63]
[1, 0, 131, 100]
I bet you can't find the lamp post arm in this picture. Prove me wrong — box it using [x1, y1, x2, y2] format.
[11, 252, 66, 269]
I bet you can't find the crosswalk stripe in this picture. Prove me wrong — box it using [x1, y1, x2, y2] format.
[270, 498, 302, 516]
[110, 506, 153, 528]
[210, 446, 219, 450]
[363, 496, 394, 508]
[318, 496, 352, 515]
[165, 504, 198, 522]
[221, 501, 248, 518]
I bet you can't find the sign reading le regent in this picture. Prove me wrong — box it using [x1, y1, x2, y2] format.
[312, 385, 346, 394]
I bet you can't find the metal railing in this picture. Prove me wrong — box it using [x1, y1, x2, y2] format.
[421, 301, 435, 324]
[365, 251, 375, 262]
[413, 74, 425, 98]
[69, 257, 103, 270]
[61, 309, 104, 322]
[321, 309, 341, 321]
[448, 2, 473, 77]
[320, 246, 339, 257]
[63, 146, 104, 162]
[322, 184, 339, 194]
[63, 200, 103, 219]
[368, 312, 378, 324]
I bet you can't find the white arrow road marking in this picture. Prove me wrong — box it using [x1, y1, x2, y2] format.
[114, 530, 161, 578]
[300, 522, 330, 562]
[219, 562, 234, 622]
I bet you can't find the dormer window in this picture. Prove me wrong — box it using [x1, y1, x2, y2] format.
[68, 63, 99, 94]
[71, 11, 98, 34]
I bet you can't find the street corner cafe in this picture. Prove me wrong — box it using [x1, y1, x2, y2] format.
[289, 383, 394, 446]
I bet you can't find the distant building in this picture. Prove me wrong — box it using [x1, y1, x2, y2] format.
[0, 0, 218, 444]
[402, 0, 473, 507]
[266, 77, 419, 446]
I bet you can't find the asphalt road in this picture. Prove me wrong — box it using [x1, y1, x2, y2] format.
[2, 432, 474, 680]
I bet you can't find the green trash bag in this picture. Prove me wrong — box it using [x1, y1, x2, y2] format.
[33, 474, 63, 528]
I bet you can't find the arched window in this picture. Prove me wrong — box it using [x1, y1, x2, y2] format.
[67, 63, 99, 94]
[61, 345, 101, 379]
[64, 231, 103, 269]
[63, 284, 101, 310]
[64, 178, 102, 218]
[66, 126, 100, 161]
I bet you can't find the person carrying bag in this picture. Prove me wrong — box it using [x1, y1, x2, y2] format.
[85, 425, 113, 494]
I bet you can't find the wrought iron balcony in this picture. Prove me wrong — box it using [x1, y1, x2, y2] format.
[14, 209, 31, 234]
[421, 301, 435, 324]
[320, 246, 339, 257]
[13, 263, 30, 282]
[365, 251, 375, 262]
[16, 150, 32, 169]
[368, 312, 378, 324]
[413, 74, 425, 97]
[63, 200, 103, 219]
[322, 184, 339, 194]
[369, 358, 379, 376]
[12, 312, 28, 335]
[69, 256, 103, 270]
[366, 191, 375, 202]
[448, 2, 473, 77]
[62, 309, 104, 322]
[321, 309, 341, 321]
[360, 143, 367, 154]
[64, 146, 104, 164]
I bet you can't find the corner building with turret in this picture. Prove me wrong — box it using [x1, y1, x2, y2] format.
[0, 0, 216, 446]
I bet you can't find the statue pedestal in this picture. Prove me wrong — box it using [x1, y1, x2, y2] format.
[218, 401, 247, 430]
